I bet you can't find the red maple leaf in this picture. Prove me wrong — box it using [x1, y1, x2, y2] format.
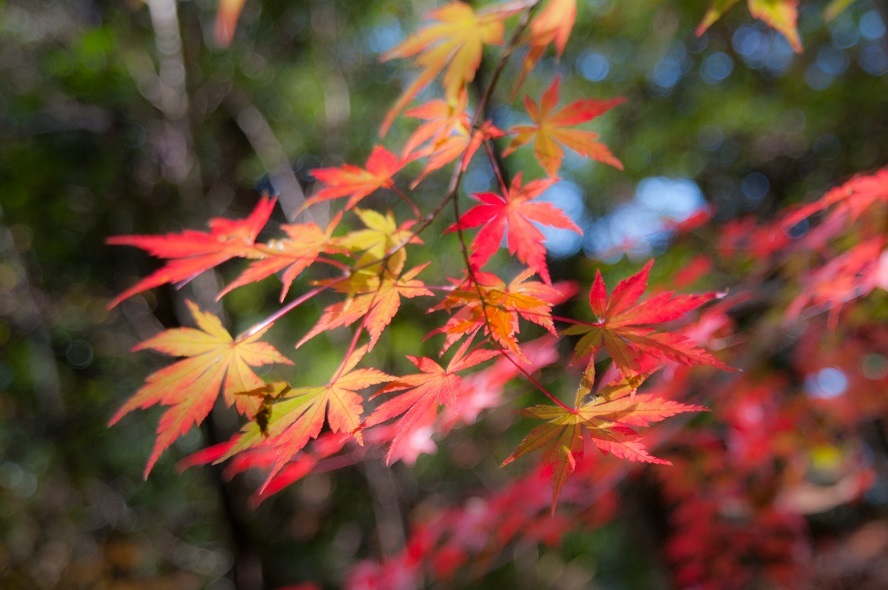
[179, 431, 355, 505]
[782, 168, 888, 231]
[306, 146, 405, 210]
[107, 196, 276, 307]
[504, 77, 624, 177]
[562, 260, 731, 379]
[785, 237, 887, 324]
[364, 338, 500, 463]
[504, 369, 704, 511]
[450, 173, 581, 283]
[109, 300, 292, 477]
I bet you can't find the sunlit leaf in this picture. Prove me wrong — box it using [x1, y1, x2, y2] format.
[110, 301, 292, 477]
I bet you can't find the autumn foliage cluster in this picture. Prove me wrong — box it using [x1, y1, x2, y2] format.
[108, 1, 887, 588]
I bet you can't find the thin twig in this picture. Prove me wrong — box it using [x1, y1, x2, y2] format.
[390, 185, 422, 219]
[448, 1, 572, 410]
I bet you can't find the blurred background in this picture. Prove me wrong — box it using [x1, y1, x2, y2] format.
[1, 0, 887, 588]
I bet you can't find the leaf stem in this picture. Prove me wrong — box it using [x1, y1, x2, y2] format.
[506, 351, 574, 412]
[240, 284, 330, 339]
[447, 0, 571, 411]
[390, 185, 422, 219]
[484, 141, 510, 195]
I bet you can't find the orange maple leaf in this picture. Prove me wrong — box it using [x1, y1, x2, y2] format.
[219, 213, 343, 301]
[379, 1, 525, 134]
[109, 300, 292, 477]
[504, 370, 704, 512]
[514, 0, 577, 94]
[365, 338, 500, 463]
[214, 0, 246, 47]
[401, 92, 472, 160]
[432, 269, 576, 359]
[505, 77, 625, 177]
[297, 263, 433, 351]
[402, 95, 503, 186]
[222, 346, 394, 489]
[450, 173, 581, 283]
[107, 196, 276, 308]
[305, 146, 405, 211]
[562, 261, 731, 379]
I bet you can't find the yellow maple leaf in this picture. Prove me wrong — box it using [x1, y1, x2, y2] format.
[697, 0, 801, 53]
[109, 301, 292, 477]
[380, 1, 525, 134]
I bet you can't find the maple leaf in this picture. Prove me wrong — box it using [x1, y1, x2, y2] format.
[781, 168, 888, 231]
[305, 146, 405, 211]
[562, 260, 730, 379]
[505, 77, 624, 177]
[747, 0, 802, 52]
[297, 263, 433, 351]
[362, 266, 434, 348]
[251, 433, 353, 505]
[432, 269, 576, 358]
[109, 300, 292, 477]
[696, 0, 742, 37]
[402, 96, 503, 186]
[449, 173, 580, 284]
[214, 0, 246, 47]
[336, 208, 420, 261]
[514, 0, 577, 94]
[785, 237, 887, 323]
[503, 370, 704, 511]
[309, 208, 421, 303]
[417, 120, 503, 187]
[379, 1, 525, 134]
[107, 196, 276, 308]
[697, 0, 801, 53]
[295, 211, 427, 348]
[365, 338, 500, 463]
[402, 92, 471, 159]
[223, 346, 394, 488]
[219, 213, 343, 301]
